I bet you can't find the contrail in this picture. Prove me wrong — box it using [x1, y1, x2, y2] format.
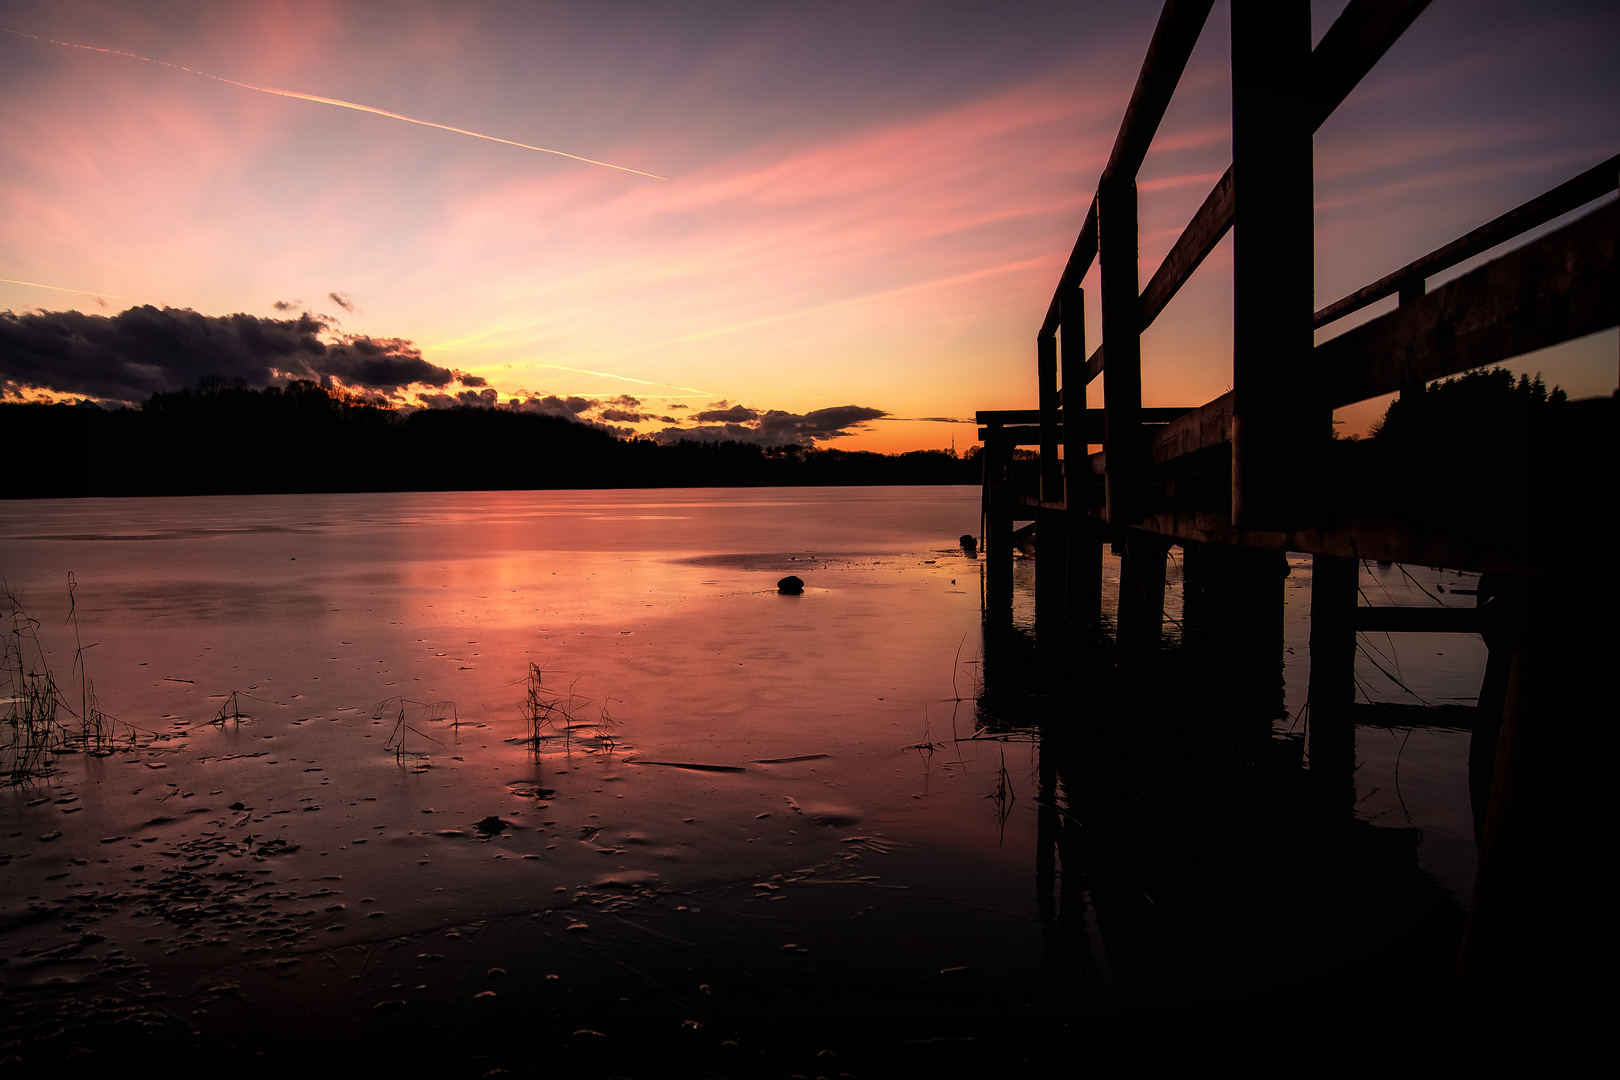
[1, 277, 128, 300]
[3, 27, 665, 180]
[530, 363, 711, 396]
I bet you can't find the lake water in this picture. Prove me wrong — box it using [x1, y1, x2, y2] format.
[0, 487, 1488, 1075]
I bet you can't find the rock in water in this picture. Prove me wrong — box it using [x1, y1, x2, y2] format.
[959, 534, 978, 553]
[777, 575, 805, 594]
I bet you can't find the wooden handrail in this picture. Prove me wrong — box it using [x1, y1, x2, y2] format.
[1059, 0, 1437, 362]
[1100, 0, 1217, 187]
[1317, 200, 1619, 406]
[1139, 167, 1234, 330]
[1313, 152, 1620, 329]
[1308, 0, 1431, 128]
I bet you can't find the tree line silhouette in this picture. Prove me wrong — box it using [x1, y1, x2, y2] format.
[2, 380, 978, 497]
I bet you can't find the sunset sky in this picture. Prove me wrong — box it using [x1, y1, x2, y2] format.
[2, 0, 1615, 452]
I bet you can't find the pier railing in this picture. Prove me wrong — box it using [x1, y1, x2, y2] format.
[977, 0, 1617, 577]
[975, 0, 1618, 990]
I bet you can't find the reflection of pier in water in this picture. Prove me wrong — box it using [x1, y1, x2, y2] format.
[972, 0, 1617, 1017]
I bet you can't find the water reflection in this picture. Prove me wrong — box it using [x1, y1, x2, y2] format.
[0, 491, 1534, 1074]
[980, 556, 1471, 1046]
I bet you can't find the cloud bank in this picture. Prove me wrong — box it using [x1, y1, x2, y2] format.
[0, 305, 455, 405]
[2, 305, 890, 446]
[652, 404, 887, 447]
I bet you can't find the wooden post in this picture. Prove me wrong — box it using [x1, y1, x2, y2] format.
[983, 427, 1014, 608]
[1060, 287, 1100, 628]
[1099, 178, 1143, 528]
[1397, 277, 1427, 402]
[1181, 541, 1287, 745]
[1307, 554, 1359, 811]
[1470, 573, 1511, 843]
[1038, 331, 1061, 505]
[1230, 0, 1319, 528]
[1459, 573, 1620, 990]
[1115, 530, 1168, 659]
[1036, 330, 1065, 627]
[1307, 555, 1359, 706]
[1036, 504, 1068, 629]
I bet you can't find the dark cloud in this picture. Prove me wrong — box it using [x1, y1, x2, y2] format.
[598, 408, 647, 423]
[458, 372, 489, 388]
[653, 423, 758, 446]
[272, 299, 300, 312]
[668, 403, 689, 410]
[543, 395, 595, 415]
[316, 334, 455, 390]
[0, 305, 453, 405]
[327, 291, 357, 313]
[654, 404, 888, 447]
[606, 394, 642, 407]
[757, 405, 887, 440]
[694, 403, 759, 424]
[501, 394, 599, 418]
[914, 416, 973, 424]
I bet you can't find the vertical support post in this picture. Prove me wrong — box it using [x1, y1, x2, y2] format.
[1060, 287, 1101, 629]
[1036, 330, 1065, 627]
[1307, 555, 1359, 706]
[983, 427, 1014, 609]
[1307, 554, 1359, 810]
[1069, 514, 1104, 631]
[1115, 530, 1168, 660]
[1036, 504, 1068, 632]
[1230, 0, 1318, 529]
[1099, 182, 1143, 528]
[1038, 331, 1061, 505]
[1398, 278, 1427, 402]
[1181, 541, 1288, 749]
[1460, 574, 1620, 991]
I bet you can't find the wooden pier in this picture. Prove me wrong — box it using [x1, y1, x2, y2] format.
[976, 0, 1617, 989]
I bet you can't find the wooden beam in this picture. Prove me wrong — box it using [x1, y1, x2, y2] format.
[1314, 152, 1620, 329]
[1038, 332, 1062, 502]
[1101, 0, 1218, 186]
[1230, 0, 1318, 529]
[1058, 288, 1085, 405]
[1133, 509, 1588, 576]
[1310, 555, 1360, 708]
[979, 408, 1197, 446]
[1353, 606, 1481, 633]
[1084, 342, 1105, 383]
[1318, 200, 1620, 407]
[1100, 176, 1143, 526]
[1140, 168, 1234, 330]
[1309, 0, 1432, 128]
[1147, 392, 1232, 463]
[1043, 204, 1099, 337]
[1126, 1, 1433, 334]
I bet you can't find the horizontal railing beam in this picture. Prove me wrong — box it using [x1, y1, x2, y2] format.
[1147, 391, 1233, 463]
[1101, 0, 1218, 187]
[1353, 606, 1481, 633]
[1309, 0, 1432, 128]
[977, 406, 1198, 446]
[1042, 204, 1098, 337]
[1313, 152, 1620, 329]
[1318, 200, 1619, 407]
[1119, 0, 1434, 341]
[1140, 167, 1234, 330]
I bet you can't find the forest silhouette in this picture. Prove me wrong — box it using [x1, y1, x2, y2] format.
[1, 380, 977, 497]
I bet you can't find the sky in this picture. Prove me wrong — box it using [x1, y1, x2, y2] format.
[1, 0, 1615, 452]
